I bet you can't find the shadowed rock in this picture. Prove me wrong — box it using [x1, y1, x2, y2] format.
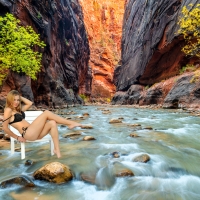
[62, 131, 82, 138]
[0, 175, 35, 188]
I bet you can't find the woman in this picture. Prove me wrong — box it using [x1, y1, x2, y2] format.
[3, 90, 83, 158]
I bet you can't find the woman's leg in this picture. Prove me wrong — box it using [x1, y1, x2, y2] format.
[31, 110, 82, 129]
[25, 120, 61, 158]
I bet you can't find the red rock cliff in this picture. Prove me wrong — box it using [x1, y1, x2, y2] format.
[112, 0, 200, 110]
[79, 0, 124, 99]
[0, 0, 90, 107]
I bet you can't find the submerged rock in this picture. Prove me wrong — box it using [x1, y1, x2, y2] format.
[115, 169, 134, 177]
[80, 173, 96, 185]
[33, 162, 73, 184]
[0, 175, 35, 188]
[144, 126, 153, 130]
[133, 154, 150, 163]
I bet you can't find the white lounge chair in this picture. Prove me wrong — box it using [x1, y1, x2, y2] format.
[10, 110, 54, 159]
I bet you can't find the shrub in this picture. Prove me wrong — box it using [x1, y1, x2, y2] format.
[0, 13, 45, 85]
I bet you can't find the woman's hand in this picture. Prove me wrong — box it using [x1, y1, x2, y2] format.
[17, 136, 26, 142]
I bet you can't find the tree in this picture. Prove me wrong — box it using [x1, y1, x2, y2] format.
[0, 13, 45, 85]
[178, 4, 200, 58]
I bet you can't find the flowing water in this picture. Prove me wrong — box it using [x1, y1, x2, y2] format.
[1, 105, 200, 200]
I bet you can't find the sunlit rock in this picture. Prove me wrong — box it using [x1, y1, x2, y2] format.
[33, 162, 73, 184]
[132, 154, 150, 163]
[128, 124, 141, 127]
[0, 175, 35, 188]
[82, 113, 90, 116]
[129, 133, 139, 138]
[115, 169, 134, 177]
[109, 119, 123, 123]
[76, 116, 85, 119]
[83, 136, 96, 141]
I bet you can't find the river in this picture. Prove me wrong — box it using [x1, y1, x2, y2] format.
[0, 105, 200, 200]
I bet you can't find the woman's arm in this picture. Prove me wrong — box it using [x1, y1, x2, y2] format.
[2, 108, 19, 140]
[20, 96, 33, 111]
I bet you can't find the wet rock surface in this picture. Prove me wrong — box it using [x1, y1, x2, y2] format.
[133, 154, 150, 163]
[0, 175, 35, 188]
[33, 162, 73, 184]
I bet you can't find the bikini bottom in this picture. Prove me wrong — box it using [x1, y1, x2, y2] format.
[21, 127, 28, 138]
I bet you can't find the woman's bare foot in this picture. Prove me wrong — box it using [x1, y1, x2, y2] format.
[54, 149, 61, 158]
[68, 122, 82, 129]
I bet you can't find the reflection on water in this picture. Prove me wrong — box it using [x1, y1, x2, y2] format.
[1, 105, 200, 200]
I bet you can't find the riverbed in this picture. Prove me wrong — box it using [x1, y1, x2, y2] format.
[0, 105, 200, 200]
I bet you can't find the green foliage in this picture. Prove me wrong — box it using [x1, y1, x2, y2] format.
[190, 70, 200, 83]
[178, 4, 200, 57]
[80, 94, 88, 102]
[0, 13, 45, 85]
[145, 85, 150, 90]
[179, 64, 196, 74]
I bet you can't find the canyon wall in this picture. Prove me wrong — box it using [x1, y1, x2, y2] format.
[0, 0, 91, 108]
[79, 0, 124, 100]
[112, 0, 200, 109]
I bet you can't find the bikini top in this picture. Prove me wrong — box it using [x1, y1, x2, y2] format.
[3, 111, 25, 125]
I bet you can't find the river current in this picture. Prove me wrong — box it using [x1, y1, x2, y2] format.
[0, 105, 200, 200]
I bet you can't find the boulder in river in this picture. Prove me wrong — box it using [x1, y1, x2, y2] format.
[33, 162, 73, 184]
[0, 175, 35, 188]
[132, 154, 150, 163]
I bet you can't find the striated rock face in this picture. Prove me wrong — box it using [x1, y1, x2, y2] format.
[0, 0, 91, 107]
[112, 0, 200, 108]
[79, 0, 124, 99]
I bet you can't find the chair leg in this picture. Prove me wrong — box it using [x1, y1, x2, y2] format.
[11, 138, 15, 154]
[50, 139, 54, 155]
[21, 143, 25, 159]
